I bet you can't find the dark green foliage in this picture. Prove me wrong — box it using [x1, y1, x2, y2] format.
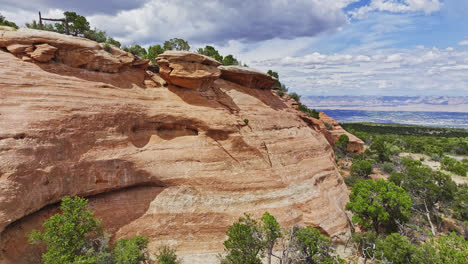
[451, 184, 468, 221]
[113, 236, 148, 264]
[155, 246, 180, 264]
[28, 196, 150, 264]
[163, 38, 190, 51]
[375, 233, 417, 264]
[147, 44, 165, 62]
[352, 231, 378, 260]
[261, 212, 281, 264]
[106, 37, 121, 48]
[0, 13, 18, 28]
[298, 103, 319, 119]
[123, 45, 147, 57]
[64, 11, 90, 36]
[341, 123, 468, 156]
[382, 162, 394, 173]
[414, 232, 468, 264]
[346, 179, 412, 233]
[26, 20, 56, 31]
[441, 156, 467, 176]
[104, 43, 111, 52]
[335, 134, 349, 155]
[288, 92, 301, 102]
[276, 90, 285, 97]
[223, 214, 263, 264]
[350, 160, 372, 178]
[294, 227, 343, 264]
[324, 122, 333, 130]
[243, 119, 249, 125]
[267, 70, 279, 79]
[28, 196, 103, 264]
[370, 137, 390, 162]
[222, 55, 239, 66]
[390, 158, 457, 223]
[84, 28, 107, 43]
[197, 45, 223, 62]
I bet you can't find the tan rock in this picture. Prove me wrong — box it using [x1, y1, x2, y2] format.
[157, 51, 222, 89]
[219, 65, 277, 89]
[6, 44, 32, 54]
[0, 47, 355, 263]
[318, 112, 365, 153]
[0, 28, 143, 73]
[30, 44, 57, 62]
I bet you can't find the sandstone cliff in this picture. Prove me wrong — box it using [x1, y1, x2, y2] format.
[0, 27, 361, 263]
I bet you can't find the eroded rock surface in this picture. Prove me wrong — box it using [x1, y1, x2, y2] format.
[0, 27, 147, 73]
[318, 112, 365, 153]
[219, 65, 277, 89]
[0, 35, 354, 263]
[157, 51, 221, 89]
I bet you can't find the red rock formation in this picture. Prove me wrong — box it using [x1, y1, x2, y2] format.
[0, 27, 148, 72]
[318, 112, 365, 153]
[157, 51, 221, 89]
[0, 29, 354, 263]
[219, 65, 277, 89]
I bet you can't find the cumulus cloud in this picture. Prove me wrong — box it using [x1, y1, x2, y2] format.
[82, 0, 355, 45]
[252, 47, 468, 96]
[0, 0, 147, 15]
[349, 0, 442, 19]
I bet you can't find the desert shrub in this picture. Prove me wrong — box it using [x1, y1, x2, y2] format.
[350, 160, 372, 178]
[324, 122, 333, 130]
[383, 162, 394, 173]
[243, 119, 249, 125]
[375, 233, 417, 264]
[346, 179, 412, 233]
[155, 246, 180, 264]
[288, 92, 301, 102]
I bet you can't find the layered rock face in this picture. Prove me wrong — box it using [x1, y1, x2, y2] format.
[0, 27, 148, 73]
[0, 30, 353, 263]
[318, 113, 365, 153]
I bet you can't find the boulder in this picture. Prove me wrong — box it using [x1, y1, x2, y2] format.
[219, 65, 277, 89]
[30, 44, 57, 62]
[6, 44, 32, 54]
[156, 51, 222, 89]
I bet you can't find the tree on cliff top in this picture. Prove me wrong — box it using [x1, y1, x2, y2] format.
[0, 13, 18, 29]
[164, 38, 190, 51]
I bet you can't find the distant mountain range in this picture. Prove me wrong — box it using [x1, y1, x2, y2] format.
[302, 96, 468, 112]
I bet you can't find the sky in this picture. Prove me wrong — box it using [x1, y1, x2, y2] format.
[1, 0, 468, 97]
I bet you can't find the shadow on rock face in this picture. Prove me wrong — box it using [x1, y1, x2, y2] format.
[0, 185, 164, 264]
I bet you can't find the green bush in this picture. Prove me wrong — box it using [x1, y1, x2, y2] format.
[113, 236, 148, 264]
[375, 233, 417, 264]
[28, 196, 150, 264]
[243, 119, 249, 125]
[346, 179, 412, 233]
[350, 160, 372, 178]
[288, 92, 301, 102]
[155, 246, 180, 264]
[0, 14, 18, 29]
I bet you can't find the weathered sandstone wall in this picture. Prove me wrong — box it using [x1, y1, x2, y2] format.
[0, 28, 359, 263]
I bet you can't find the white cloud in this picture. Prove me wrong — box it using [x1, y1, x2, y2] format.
[349, 0, 442, 19]
[459, 40, 468, 46]
[252, 47, 468, 96]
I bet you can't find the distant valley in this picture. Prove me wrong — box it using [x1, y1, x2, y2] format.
[303, 96, 468, 112]
[303, 96, 468, 129]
